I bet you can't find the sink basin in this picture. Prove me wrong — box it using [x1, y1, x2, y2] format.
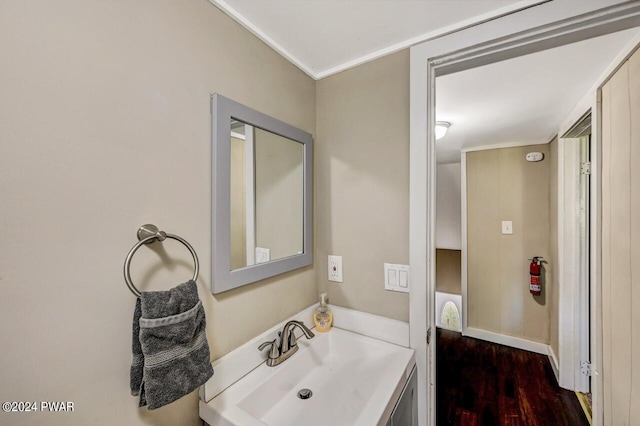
[200, 327, 415, 426]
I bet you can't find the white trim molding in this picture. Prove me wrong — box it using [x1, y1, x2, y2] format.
[461, 139, 552, 153]
[464, 327, 549, 356]
[460, 152, 468, 334]
[314, 0, 545, 80]
[209, 0, 317, 79]
[557, 135, 584, 391]
[548, 344, 560, 384]
[209, 0, 546, 80]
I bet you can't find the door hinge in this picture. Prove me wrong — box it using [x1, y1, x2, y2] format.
[581, 161, 592, 175]
[426, 328, 432, 345]
[581, 361, 592, 376]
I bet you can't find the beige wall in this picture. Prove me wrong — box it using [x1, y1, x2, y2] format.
[255, 129, 304, 261]
[601, 46, 640, 426]
[548, 137, 560, 358]
[436, 249, 462, 295]
[466, 145, 551, 344]
[315, 50, 410, 322]
[0, 1, 316, 425]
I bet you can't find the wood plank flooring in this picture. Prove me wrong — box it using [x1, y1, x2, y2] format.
[436, 329, 589, 426]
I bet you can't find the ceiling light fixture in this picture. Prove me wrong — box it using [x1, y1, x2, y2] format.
[435, 121, 451, 140]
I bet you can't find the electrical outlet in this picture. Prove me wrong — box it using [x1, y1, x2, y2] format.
[255, 247, 270, 264]
[328, 255, 343, 282]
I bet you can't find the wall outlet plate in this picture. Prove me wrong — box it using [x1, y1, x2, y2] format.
[328, 255, 343, 282]
[255, 247, 270, 264]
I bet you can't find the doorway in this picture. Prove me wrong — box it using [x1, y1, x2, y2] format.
[410, 3, 640, 424]
[561, 113, 593, 420]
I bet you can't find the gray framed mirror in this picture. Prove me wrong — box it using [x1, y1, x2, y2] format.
[211, 93, 313, 294]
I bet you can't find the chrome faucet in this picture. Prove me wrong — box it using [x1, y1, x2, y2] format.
[258, 320, 315, 367]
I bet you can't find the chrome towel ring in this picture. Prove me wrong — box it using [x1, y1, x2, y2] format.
[124, 224, 199, 297]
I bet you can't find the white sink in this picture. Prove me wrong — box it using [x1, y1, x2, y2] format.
[200, 327, 415, 426]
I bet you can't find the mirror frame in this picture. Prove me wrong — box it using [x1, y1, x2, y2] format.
[211, 93, 313, 294]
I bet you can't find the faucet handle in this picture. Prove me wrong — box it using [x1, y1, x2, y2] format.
[258, 339, 280, 360]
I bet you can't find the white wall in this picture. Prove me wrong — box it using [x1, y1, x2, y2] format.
[436, 163, 462, 250]
[0, 1, 316, 425]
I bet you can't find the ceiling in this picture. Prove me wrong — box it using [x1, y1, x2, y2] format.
[435, 27, 640, 163]
[210, 0, 544, 79]
[209, 1, 640, 164]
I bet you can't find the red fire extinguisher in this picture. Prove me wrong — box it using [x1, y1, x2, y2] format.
[529, 257, 543, 296]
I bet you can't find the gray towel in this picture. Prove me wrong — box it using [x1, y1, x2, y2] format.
[130, 280, 214, 410]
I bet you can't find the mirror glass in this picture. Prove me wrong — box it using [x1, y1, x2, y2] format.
[229, 121, 304, 270]
[212, 93, 313, 294]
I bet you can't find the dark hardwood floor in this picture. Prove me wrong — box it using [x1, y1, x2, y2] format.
[436, 329, 588, 426]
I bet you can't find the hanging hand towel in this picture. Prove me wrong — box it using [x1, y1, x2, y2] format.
[130, 280, 214, 410]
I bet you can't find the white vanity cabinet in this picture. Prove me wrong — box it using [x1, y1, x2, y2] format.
[387, 366, 418, 426]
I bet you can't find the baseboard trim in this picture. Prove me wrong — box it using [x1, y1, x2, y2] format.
[547, 345, 560, 383]
[463, 327, 549, 355]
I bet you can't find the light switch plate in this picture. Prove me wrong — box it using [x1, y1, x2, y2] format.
[501, 221, 513, 235]
[328, 255, 343, 282]
[399, 270, 409, 288]
[385, 263, 410, 293]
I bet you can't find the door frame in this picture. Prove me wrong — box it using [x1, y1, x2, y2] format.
[409, 2, 640, 424]
[557, 131, 591, 393]
[554, 29, 640, 403]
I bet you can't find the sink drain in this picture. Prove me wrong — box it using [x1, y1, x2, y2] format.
[297, 388, 313, 400]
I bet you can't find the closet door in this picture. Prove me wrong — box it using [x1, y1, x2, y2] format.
[601, 46, 640, 426]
